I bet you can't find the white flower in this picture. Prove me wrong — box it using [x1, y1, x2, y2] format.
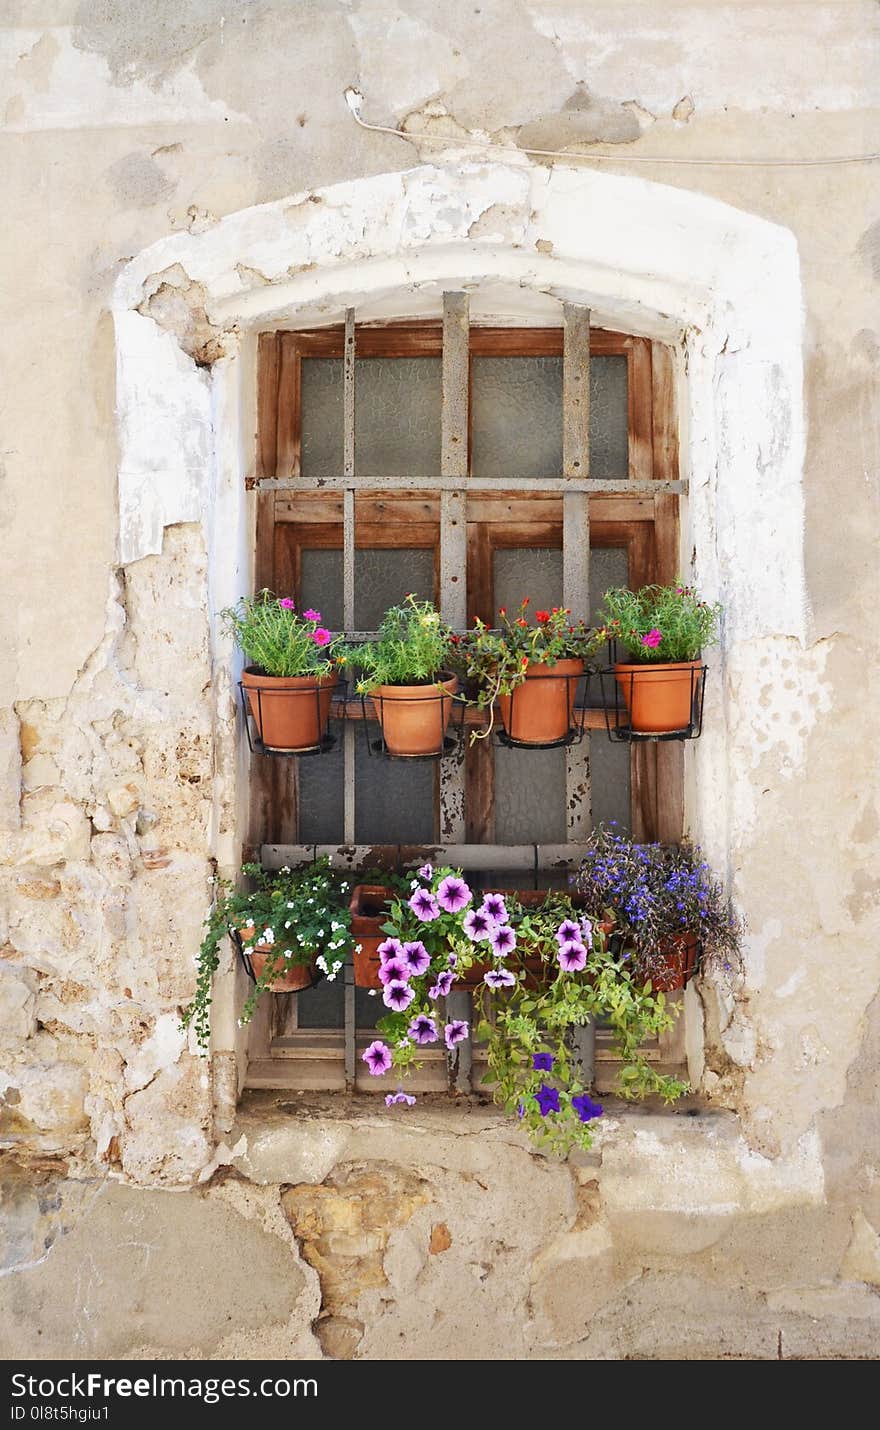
[284, 921, 292, 929]
[355, 943, 362, 954]
[330, 921, 341, 931]
[261, 927, 275, 944]
[368, 989, 377, 997]
[244, 918, 255, 928]
[287, 902, 295, 909]
[284, 950, 292, 959]
[410, 879, 419, 890]
[316, 928, 324, 937]
[306, 899, 314, 905]
[327, 973, 336, 982]
[281, 866, 290, 874]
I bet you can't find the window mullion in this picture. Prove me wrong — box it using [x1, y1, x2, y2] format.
[440, 292, 471, 1093]
[343, 307, 357, 1089]
[563, 302, 596, 1089]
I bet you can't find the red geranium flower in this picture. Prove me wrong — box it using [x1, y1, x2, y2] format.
[535, 610, 550, 623]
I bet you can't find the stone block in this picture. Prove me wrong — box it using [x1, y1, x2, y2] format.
[0, 966, 37, 1046]
[14, 1062, 89, 1134]
[121, 1059, 211, 1185]
[840, 1209, 880, 1288]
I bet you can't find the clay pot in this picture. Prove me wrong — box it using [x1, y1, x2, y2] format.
[241, 666, 337, 752]
[637, 932, 699, 992]
[237, 927, 318, 991]
[613, 660, 703, 735]
[350, 884, 394, 989]
[497, 659, 584, 745]
[370, 673, 458, 756]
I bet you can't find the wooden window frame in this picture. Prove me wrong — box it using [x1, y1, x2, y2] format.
[246, 314, 685, 1091]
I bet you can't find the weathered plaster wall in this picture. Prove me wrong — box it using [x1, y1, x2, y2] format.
[1, 1, 878, 1359]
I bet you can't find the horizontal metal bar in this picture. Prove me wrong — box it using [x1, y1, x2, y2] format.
[252, 475, 686, 495]
[261, 843, 591, 871]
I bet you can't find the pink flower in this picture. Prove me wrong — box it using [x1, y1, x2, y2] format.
[279, 598, 296, 610]
[303, 608, 321, 622]
[312, 627, 332, 647]
[362, 1040, 392, 1076]
[641, 628, 663, 649]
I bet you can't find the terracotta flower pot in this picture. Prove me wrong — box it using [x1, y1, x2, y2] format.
[637, 931, 699, 992]
[370, 673, 458, 757]
[497, 659, 584, 745]
[350, 884, 393, 989]
[613, 660, 703, 735]
[237, 927, 319, 991]
[241, 666, 337, 752]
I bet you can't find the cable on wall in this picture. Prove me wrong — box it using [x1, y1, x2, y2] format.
[344, 87, 879, 168]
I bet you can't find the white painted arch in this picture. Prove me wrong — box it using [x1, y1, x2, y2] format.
[112, 160, 807, 1096]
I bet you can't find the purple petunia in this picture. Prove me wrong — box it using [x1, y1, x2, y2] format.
[571, 1093, 603, 1123]
[516, 1100, 526, 1120]
[382, 980, 416, 1012]
[436, 875, 472, 915]
[579, 916, 594, 941]
[463, 907, 496, 942]
[362, 1040, 392, 1076]
[558, 940, 588, 973]
[480, 893, 508, 924]
[377, 937, 404, 964]
[555, 919, 581, 946]
[418, 863, 433, 880]
[378, 957, 411, 986]
[401, 940, 431, 976]
[489, 924, 516, 958]
[409, 888, 441, 922]
[532, 1052, 554, 1072]
[447, 952, 458, 968]
[484, 968, 516, 989]
[385, 1091, 416, 1107]
[444, 1019, 469, 1050]
[408, 1013, 439, 1045]
[429, 970, 456, 999]
[535, 1083, 561, 1117]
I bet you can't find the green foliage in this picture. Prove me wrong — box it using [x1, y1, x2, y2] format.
[180, 858, 355, 1054]
[341, 595, 453, 691]
[373, 868, 687, 1156]
[221, 591, 341, 677]
[453, 599, 605, 741]
[598, 582, 722, 663]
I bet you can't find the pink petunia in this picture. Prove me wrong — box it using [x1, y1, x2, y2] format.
[362, 1040, 392, 1076]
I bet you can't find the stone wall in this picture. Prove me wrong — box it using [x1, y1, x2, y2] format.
[1, 1, 879, 1358]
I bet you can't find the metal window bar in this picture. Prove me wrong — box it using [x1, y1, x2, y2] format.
[342, 308, 357, 1087]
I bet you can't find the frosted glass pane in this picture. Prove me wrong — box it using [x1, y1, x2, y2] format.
[591, 740, 630, 832]
[471, 354, 628, 479]
[300, 359, 342, 479]
[300, 547, 434, 631]
[300, 357, 440, 479]
[293, 980, 381, 1030]
[355, 742, 434, 844]
[296, 976, 344, 1028]
[495, 743, 566, 843]
[589, 355, 628, 478]
[355, 358, 441, 478]
[492, 544, 628, 625]
[590, 547, 629, 623]
[299, 709, 434, 842]
[494, 547, 562, 614]
[298, 740, 343, 844]
[472, 356, 562, 480]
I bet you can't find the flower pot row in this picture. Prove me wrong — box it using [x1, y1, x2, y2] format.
[229, 586, 721, 757]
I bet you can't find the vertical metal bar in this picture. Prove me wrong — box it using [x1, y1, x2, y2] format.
[563, 303, 595, 1085]
[343, 309, 356, 847]
[440, 292, 471, 1090]
[343, 308, 356, 1087]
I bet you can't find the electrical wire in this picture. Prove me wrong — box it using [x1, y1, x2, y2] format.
[344, 87, 879, 168]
